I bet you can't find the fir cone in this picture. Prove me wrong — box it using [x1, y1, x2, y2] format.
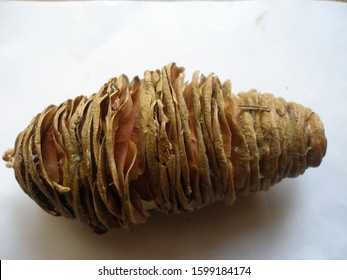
[3, 63, 327, 233]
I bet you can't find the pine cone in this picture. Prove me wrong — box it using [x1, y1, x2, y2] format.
[3, 63, 327, 233]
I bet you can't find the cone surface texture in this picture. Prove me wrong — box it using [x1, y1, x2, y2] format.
[3, 64, 327, 233]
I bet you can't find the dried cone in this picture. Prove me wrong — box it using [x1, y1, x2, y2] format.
[3, 64, 327, 233]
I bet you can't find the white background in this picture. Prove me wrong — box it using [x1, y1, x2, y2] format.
[0, 1, 346, 259]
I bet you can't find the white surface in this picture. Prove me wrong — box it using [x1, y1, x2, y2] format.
[0, 1, 346, 260]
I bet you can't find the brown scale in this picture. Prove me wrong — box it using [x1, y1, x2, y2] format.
[3, 63, 327, 233]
